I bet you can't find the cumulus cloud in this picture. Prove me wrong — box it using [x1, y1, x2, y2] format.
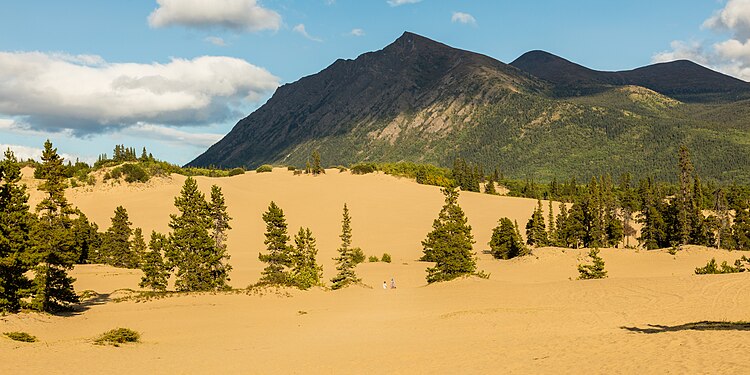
[293, 24, 322, 42]
[0, 52, 279, 135]
[387, 0, 421, 6]
[349, 28, 365, 37]
[0, 143, 94, 164]
[122, 123, 223, 148]
[451, 12, 477, 26]
[204, 36, 227, 46]
[148, 0, 281, 32]
[654, 0, 750, 81]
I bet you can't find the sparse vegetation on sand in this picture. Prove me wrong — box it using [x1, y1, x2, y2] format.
[578, 249, 608, 280]
[3, 331, 37, 342]
[94, 328, 140, 346]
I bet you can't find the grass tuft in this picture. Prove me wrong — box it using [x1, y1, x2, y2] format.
[3, 331, 37, 343]
[94, 328, 140, 347]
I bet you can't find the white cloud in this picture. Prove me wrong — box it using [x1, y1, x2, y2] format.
[349, 28, 365, 37]
[204, 36, 227, 46]
[387, 0, 421, 6]
[0, 51, 279, 135]
[451, 12, 477, 26]
[0, 144, 94, 164]
[148, 0, 281, 32]
[122, 123, 223, 148]
[293, 24, 322, 42]
[653, 0, 750, 81]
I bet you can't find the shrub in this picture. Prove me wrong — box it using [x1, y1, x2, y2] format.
[381, 253, 392, 263]
[94, 328, 140, 346]
[3, 331, 37, 342]
[336, 165, 348, 172]
[120, 163, 149, 183]
[368, 255, 380, 262]
[351, 247, 365, 265]
[228, 168, 245, 176]
[350, 163, 377, 175]
[578, 249, 607, 279]
[287, 166, 296, 171]
[695, 257, 748, 274]
[256, 164, 273, 173]
[293, 170, 303, 175]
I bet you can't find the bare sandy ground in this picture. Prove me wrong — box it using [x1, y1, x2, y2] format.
[3, 168, 749, 374]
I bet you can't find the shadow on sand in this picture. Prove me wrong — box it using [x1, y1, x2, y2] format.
[621, 321, 750, 334]
[54, 293, 112, 317]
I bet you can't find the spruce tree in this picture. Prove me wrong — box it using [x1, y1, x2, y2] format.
[577, 248, 607, 279]
[581, 178, 604, 248]
[166, 177, 231, 291]
[566, 202, 587, 248]
[555, 203, 571, 247]
[714, 188, 732, 249]
[676, 145, 695, 245]
[101, 206, 139, 268]
[291, 227, 323, 290]
[131, 228, 147, 265]
[547, 200, 557, 246]
[139, 231, 169, 291]
[30, 140, 78, 312]
[311, 150, 324, 175]
[525, 200, 548, 247]
[484, 176, 497, 195]
[207, 185, 232, 285]
[489, 218, 528, 259]
[331, 203, 361, 289]
[258, 201, 293, 285]
[637, 178, 669, 249]
[421, 188, 477, 283]
[0, 149, 33, 312]
[70, 211, 100, 264]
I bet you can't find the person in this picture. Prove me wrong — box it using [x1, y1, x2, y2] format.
[382, 281, 387, 290]
[390, 277, 396, 289]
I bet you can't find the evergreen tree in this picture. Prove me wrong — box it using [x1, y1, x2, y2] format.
[547, 200, 557, 246]
[166, 177, 231, 291]
[139, 231, 169, 291]
[566, 202, 587, 248]
[733, 203, 750, 250]
[714, 188, 732, 249]
[421, 188, 477, 283]
[577, 248, 607, 279]
[30, 140, 79, 312]
[140, 147, 148, 162]
[131, 228, 147, 265]
[0, 149, 33, 312]
[101, 206, 139, 268]
[637, 178, 668, 249]
[331, 203, 361, 289]
[525, 200, 548, 247]
[70, 211, 100, 264]
[676, 146, 695, 245]
[484, 176, 498, 195]
[290, 227, 323, 289]
[207, 185, 232, 285]
[581, 178, 604, 248]
[555, 203, 572, 247]
[489, 218, 528, 259]
[311, 150, 325, 175]
[689, 177, 712, 246]
[258, 201, 293, 285]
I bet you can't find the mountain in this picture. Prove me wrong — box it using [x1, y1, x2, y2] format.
[189, 32, 750, 184]
[510, 50, 750, 102]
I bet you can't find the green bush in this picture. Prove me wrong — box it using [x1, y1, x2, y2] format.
[3, 331, 37, 343]
[350, 163, 377, 175]
[336, 165, 348, 172]
[256, 164, 273, 173]
[695, 257, 748, 274]
[352, 247, 365, 265]
[578, 249, 607, 279]
[287, 166, 296, 171]
[381, 253, 392, 263]
[120, 163, 150, 183]
[94, 328, 140, 346]
[368, 255, 379, 262]
[228, 167, 245, 176]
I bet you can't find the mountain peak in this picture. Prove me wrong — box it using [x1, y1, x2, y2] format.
[382, 31, 453, 55]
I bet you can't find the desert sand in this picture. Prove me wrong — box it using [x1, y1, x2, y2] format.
[2, 168, 749, 374]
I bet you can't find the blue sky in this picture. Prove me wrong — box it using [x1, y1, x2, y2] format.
[1, 0, 748, 165]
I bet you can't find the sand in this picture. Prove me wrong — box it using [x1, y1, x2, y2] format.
[2, 168, 749, 374]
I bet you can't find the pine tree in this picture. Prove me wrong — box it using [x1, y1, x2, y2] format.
[30, 140, 79, 312]
[70, 211, 100, 264]
[139, 231, 169, 291]
[311, 150, 325, 175]
[131, 228, 147, 265]
[166, 177, 230, 291]
[101, 206, 139, 268]
[207, 185, 232, 286]
[714, 188, 732, 249]
[484, 176, 498, 195]
[258, 201, 293, 285]
[577, 248, 607, 279]
[421, 188, 477, 283]
[637, 178, 668, 249]
[290, 227, 323, 289]
[547, 200, 557, 246]
[676, 146, 695, 245]
[0, 149, 33, 312]
[555, 203, 572, 247]
[331, 203, 361, 289]
[489, 218, 528, 259]
[581, 178, 604, 248]
[525, 200, 548, 247]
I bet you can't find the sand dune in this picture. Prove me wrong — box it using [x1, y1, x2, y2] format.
[3, 169, 750, 374]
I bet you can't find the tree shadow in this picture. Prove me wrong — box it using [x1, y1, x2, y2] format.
[621, 321, 750, 334]
[53, 293, 111, 317]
